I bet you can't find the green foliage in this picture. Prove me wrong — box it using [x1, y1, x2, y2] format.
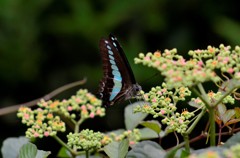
[188, 132, 240, 158]
[104, 139, 129, 158]
[138, 128, 159, 140]
[140, 120, 161, 135]
[1, 137, 29, 158]
[19, 143, 50, 158]
[124, 101, 148, 130]
[1, 137, 50, 158]
[127, 141, 165, 158]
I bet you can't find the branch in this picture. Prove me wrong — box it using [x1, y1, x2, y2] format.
[0, 78, 87, 116]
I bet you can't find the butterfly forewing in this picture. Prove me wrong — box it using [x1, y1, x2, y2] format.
[99, 34, 141, 107]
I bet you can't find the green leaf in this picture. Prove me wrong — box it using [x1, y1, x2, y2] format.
[57, 147, 70, 158]
[1, 137, 50, 158]
[223, 132, 240, 148]
[234, 107, 240, 118]
[127, 141, 165, 158]
[104, 139, 129, 158]
[180, 149, 189, 158]
[19, 143, 50, 158]
[36, 149, 51, 158]
[189, 147, 224, 157]
[1, 136, 29, 158]
[124, 101, 148, 130]
[217, 104, 226, 116]
[225, 118, 240, 126]
[19, 143, 37, 158]
[106, 129, 125, 136]
[139, 128, 159, 140]
[219, 79, 240, 95]
[222, 109, 235, 124]
[188, 100, 203, 108]
[165, 147, 181, 158]
[76, 154, 102, 158]
[140, 120, 161, 134]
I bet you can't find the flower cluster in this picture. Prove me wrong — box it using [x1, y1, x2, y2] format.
[161, 109, 194, 134]
[134, 83, 193, 134]
[108, 129, 141, 146]
[135, 45, 240, 88]
[17, 106, 65, 138]
[38, 89, 105, 120]
[67, 129, 140, 152]
[191, 91, 235, 108]
[17, 89, 104, 138]
[67, 129, 104, 151]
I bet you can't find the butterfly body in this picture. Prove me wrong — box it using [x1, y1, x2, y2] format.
[99, 34, 141, 107]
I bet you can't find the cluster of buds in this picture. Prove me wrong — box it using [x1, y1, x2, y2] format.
[38, 89, 105, 120]
[161, 110, 194, 134]
[108, 129, 141, 146]
[134, 83, 193, 134]
[67, 129, 141, 151]
[135, 45, 240, 89]
[191, 91, 235, 108]
[17, 89, 104, 138]
[17, 106, 65, 138]
[67, 129, 104, 151]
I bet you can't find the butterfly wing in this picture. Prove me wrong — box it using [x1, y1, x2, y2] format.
[99, 34, 139, 107]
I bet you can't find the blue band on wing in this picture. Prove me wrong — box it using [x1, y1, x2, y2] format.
[111, 65, 119, 70]
[110, 59, 116, 65]
[108, 50, 113, 55]
[112, 70, 120, 77]
[109, 86, 122, 101]
[107, 45, 111, 50]
[114, 75, 122, 82]
[109, 55, 114, 60]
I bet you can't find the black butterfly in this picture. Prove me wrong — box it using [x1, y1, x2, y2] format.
[99, 34, 141, 107]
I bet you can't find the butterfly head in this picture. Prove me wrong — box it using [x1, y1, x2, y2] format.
[134, 83, 142, 94]
[127, 83, 142, 99]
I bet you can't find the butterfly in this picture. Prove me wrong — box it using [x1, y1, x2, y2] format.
[98, 34, 141, 107]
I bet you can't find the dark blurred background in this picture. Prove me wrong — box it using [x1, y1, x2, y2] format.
[1, 0, 240, 156]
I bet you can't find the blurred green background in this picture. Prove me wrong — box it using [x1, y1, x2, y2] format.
[0, 0, 240, 156]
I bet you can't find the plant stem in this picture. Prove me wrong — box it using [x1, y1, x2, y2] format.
[53, 135, 77, 156]
[75, 118, 84, 133]
[183, 134, 190, 154]
[86, 150, 89, 158]
[218, 126, 222, 145]
[190, 87, 211, 109]
[209, 107, 216, 146]
[191, 86, 216, 146]
[72, 118, 85, 153]
[197, 83, 207, 99]
[186, 108, 206, 134]
[212, 85, 238, 108]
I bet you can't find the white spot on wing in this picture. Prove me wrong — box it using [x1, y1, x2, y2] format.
[113, 42, 117, 47]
